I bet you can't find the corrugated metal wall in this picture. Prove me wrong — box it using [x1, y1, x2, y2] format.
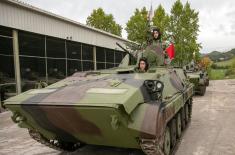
[0, 0, 131, 50]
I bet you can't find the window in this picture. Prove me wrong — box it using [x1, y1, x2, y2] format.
[0, 26, 14, 81]
[19, 32, 45, 57]
[82, 44, 93, 60]
[95, 46, 125, 69]
[67, 41, 81, 60]
[106, 63, 114, 69]
[47, 58, 66, 79]
[0, 55, 15, 79]
[18, 31, 47, 82]
[96, 47, 105, 62]
[83, 61, 94, 71]
[97, 63, 105, 70]
[20, 57, 46, 80]
[105, 49, 114, 63]
[67, 60, 81, 76]
[47, 37, 65, 58]
[0, 37, 13, 55]
[0, 26, 12, 37]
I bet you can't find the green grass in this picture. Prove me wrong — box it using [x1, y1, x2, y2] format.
[211, 56, 235, 80]
[209, 69, 227, 80]
[226, 74, 235, 79]
[215, 57, 235, 67]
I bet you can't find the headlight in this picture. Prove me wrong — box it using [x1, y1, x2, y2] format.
[144, 80, 164, 93]
[144, 80, 164, 101]
[156, 82, 163, 89]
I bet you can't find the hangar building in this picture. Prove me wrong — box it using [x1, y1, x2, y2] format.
[0, 0, 135, 94]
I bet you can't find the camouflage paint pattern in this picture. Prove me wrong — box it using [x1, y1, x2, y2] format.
[4, 39, 194, 154]
[4, 65, 194, 149]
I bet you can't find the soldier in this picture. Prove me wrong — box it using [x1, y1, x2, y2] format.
[152, 28, 161, 42]
[147, 27, 162, 46]
[150, 27, 173, 65]
[141, 27, 165, 66]
[136, 57, 149, 73]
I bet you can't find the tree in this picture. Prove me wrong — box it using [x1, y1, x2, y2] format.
[169, 0, 201, 66]
[86, 8, 122, 36]
[152, 5, 170, 40]
[169, 0, 184, 66]
[125, 7, 148, 45]
[181, 2, 201, 63]
[200, 57, 212, 69]
[125, 1, 201, 65]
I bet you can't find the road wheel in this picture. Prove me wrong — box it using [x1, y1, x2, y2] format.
[189, 103, 193, 121]
[206, 79, 209, 86]
[59, 141, 83, 151]
[170, 119, 177, 148]
[176, 113, 182, 138]
[181, 107, 186, 130]
[28, 129, 83, 152]
[163, 126, 171, 155]
[198, 85, 206, 96]
[185, 104, 189, 124]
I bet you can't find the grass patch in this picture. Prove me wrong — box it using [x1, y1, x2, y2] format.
[226, 74, 235, 79]
[209, 69, 227, 80]
[210, 56, 235, 80]
[215, 57, 235, 67]
[209, 68, 235, 80]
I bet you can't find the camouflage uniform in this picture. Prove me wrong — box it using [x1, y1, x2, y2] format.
[139, 39, 165, 67]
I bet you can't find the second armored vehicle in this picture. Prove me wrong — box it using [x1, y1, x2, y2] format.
[184, 62, 209, 96]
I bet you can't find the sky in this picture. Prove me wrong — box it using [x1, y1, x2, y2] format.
[21, 0, 235, 53]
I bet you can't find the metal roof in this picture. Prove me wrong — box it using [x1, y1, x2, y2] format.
[4, 0, 133, 43]
[0, 0, 139, 50]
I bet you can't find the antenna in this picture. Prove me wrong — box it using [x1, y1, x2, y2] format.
[147, 1, 153, 25]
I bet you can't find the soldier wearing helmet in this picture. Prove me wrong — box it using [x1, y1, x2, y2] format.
[141, 27, 165, 66]
[152, 28, 161, 42]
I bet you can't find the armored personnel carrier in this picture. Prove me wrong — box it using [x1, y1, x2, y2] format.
[184, 62, 209, 96]
[4, 24, 194, 154]
[4, 50, 194, 155]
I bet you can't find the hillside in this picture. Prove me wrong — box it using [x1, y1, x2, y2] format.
[205, 48, 235, 62]
[215, 56, 235, 67]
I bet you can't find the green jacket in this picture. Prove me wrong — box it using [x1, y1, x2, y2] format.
[143, 40, 165, 66]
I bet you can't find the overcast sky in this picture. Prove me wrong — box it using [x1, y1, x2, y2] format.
[21, 0, 235, 53]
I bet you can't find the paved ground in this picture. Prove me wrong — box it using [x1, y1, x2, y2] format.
[0, 79, 235, 155]
[175, 79, 235, 155]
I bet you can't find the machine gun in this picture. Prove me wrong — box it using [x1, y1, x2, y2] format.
[116, 43, 133, 56]
[116, 42, 138, 67]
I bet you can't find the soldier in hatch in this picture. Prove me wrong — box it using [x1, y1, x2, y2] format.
[142, 27, 166, 66]
[136, 57, 149, 73]
[152, 28, 161, 43]
[149, 27, 173, 65]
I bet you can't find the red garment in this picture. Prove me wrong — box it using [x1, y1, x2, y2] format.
[166, 43, 175, 60]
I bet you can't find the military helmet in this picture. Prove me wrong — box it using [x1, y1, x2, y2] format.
[151, 26, 161, 40]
